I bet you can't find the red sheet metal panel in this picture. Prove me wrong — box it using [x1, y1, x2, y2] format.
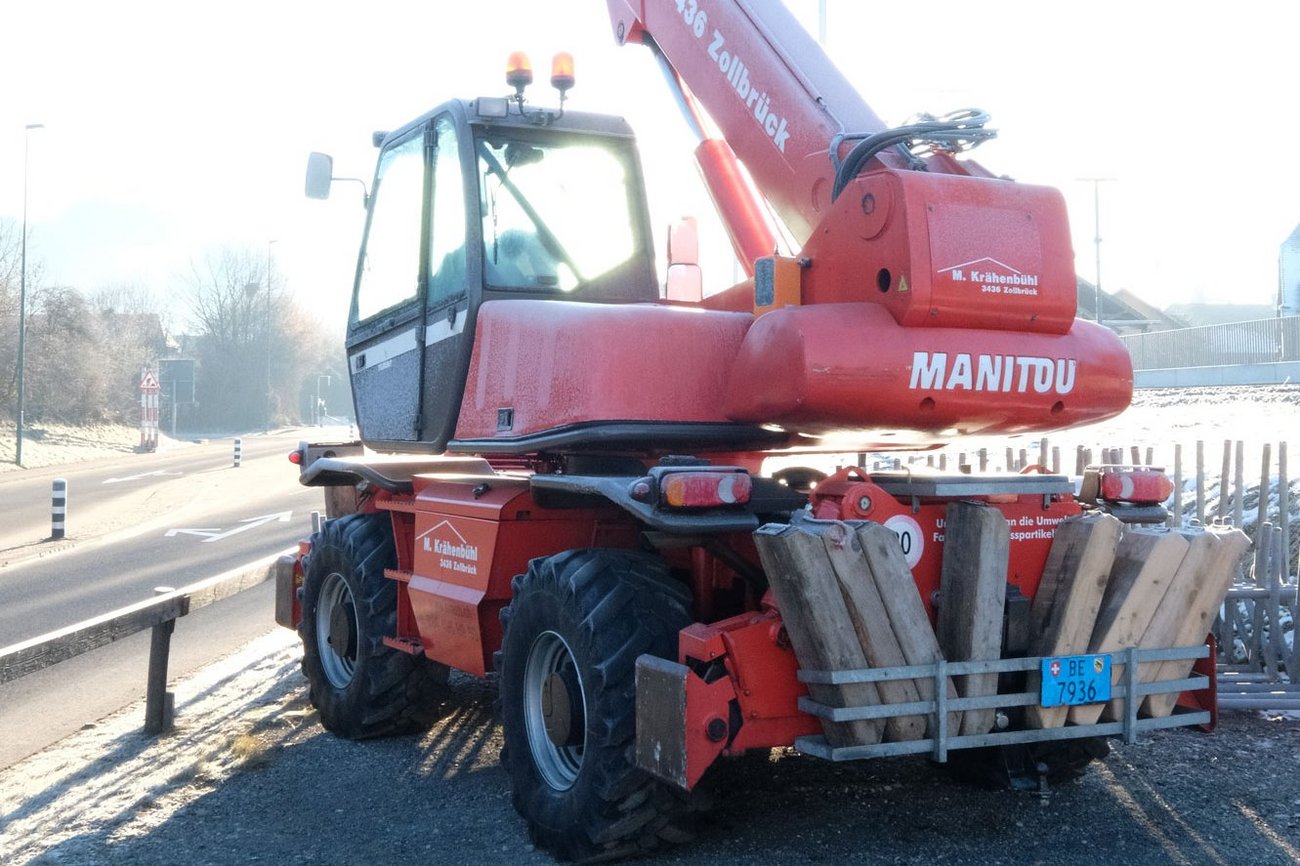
[725, 302, 1132, 440]
[401, 477, 637, 676]
[799, 169, 1078, 334]
[454, 300, 753, 441]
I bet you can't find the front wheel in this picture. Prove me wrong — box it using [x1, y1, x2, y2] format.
[300, 512, 448, 739]
[498, 548, 695, 861]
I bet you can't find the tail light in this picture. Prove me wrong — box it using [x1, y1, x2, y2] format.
[1096, 466, 1174, 505]
[288, 449, 303, 465]
[660, 471, 752, 508]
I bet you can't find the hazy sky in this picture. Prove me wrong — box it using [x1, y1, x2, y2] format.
[3, 0, 1298, 330]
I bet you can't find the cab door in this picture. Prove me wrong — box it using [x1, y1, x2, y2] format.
[347, 124, 431, 448]
[418, 111, 476, 451]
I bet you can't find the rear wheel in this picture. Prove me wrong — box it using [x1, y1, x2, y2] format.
[498, 548, 696, 861]
[300, 511, 448, 739]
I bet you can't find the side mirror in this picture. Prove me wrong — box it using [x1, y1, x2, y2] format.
[305, 152, 334, 200]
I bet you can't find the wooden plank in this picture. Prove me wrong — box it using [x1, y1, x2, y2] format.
[1099, 527, 1213, 721]
[809, 524, 926, 741]
[753, 524, 884, 747]
[936, 501, 1009, 736]
[1067, 527, 1190, 725]
[1023, 512, 1122, 728]
[1143, 526, 1251, 716]
[855, 523, 961, 734]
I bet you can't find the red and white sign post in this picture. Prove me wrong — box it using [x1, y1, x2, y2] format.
[140, 368, 161, 452]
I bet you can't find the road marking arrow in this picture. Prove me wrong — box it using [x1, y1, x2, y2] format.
[165, 511, 293, 543]
[164, 527, 223, 540]
[104, 469, 183, 485]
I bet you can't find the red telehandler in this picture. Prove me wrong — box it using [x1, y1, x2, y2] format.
[280, 1, 1245, 860]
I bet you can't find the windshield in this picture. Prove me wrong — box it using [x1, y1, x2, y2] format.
[477, 135, 638, 292]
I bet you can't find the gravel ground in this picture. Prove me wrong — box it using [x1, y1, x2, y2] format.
[2, 629, 1297, 866]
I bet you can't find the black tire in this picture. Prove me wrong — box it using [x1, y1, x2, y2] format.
[300, 512, 449, 739]
[498, 548, 696, 862]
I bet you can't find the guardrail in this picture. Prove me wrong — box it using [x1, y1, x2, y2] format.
[1120, 315, 1300, 370]
[0, 548, 295, 733]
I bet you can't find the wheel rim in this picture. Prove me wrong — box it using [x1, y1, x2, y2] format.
[523, 630, 586, 791]
[316, 571, 358, 689]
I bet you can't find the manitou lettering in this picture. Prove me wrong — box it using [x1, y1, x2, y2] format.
[909, 352, 1077, 395]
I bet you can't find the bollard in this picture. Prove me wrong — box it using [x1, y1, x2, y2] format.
[234, 437, 242, 468]
[51, 478, 67, 540]
[145, 586, 178, 735]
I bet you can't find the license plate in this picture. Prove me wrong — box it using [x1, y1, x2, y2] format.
[1040, 654, 1111, 707]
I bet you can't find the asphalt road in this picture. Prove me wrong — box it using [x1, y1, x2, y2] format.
[0, 430, 332, 768]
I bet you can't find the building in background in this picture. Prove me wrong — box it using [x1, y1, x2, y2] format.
[1279, 223, 1300, 317]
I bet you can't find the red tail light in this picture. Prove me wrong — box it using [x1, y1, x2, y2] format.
[288, 450, 303, 465]
[1098, 467, 1174, 504]
[661, 471, 752, 508]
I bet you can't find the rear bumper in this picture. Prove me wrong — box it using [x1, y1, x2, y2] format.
[634, 643, 1215, 790]
[793, 644, 1211, 763]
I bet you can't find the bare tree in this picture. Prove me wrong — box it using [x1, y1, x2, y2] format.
[184, 246, 333, 431]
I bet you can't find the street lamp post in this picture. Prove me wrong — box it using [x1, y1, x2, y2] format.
[1078, 177, 1116, 326]
[264, 239, 277, 434]
[316, 375, 331, 425]
[15, 123, 44, 467]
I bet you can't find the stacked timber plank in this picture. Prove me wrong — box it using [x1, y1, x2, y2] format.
[1022, 520, 1249, 727]
[757, 509, 1250, 746]
[755, 522, 955, 747]
[935, 502, 1010, 736]
[1023, 512, 1123, 728]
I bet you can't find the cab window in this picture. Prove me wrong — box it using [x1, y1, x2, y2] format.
[354, 132, 425, 322]
[478, 136, 638, 293]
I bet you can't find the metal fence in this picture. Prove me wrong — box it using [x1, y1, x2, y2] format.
[1217, 523, 1299, 709]
[1120, 316, 1300, 370]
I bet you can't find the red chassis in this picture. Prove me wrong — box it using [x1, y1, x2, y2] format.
[277, 464, 1219, 793]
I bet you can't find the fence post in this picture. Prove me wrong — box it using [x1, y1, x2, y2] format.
[1256, 443, 1272, 574]
[51, 478, 67, 540]
[1280, 442, 1291, 581]
[1196, 440, 1206, 525]
[233, 437, 242, 468]
[1219, 440, 1232, 523]
[1170, 445, 1182, 528]
[1234, 440, 1245, 530]
[144, 586, 178, 735]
